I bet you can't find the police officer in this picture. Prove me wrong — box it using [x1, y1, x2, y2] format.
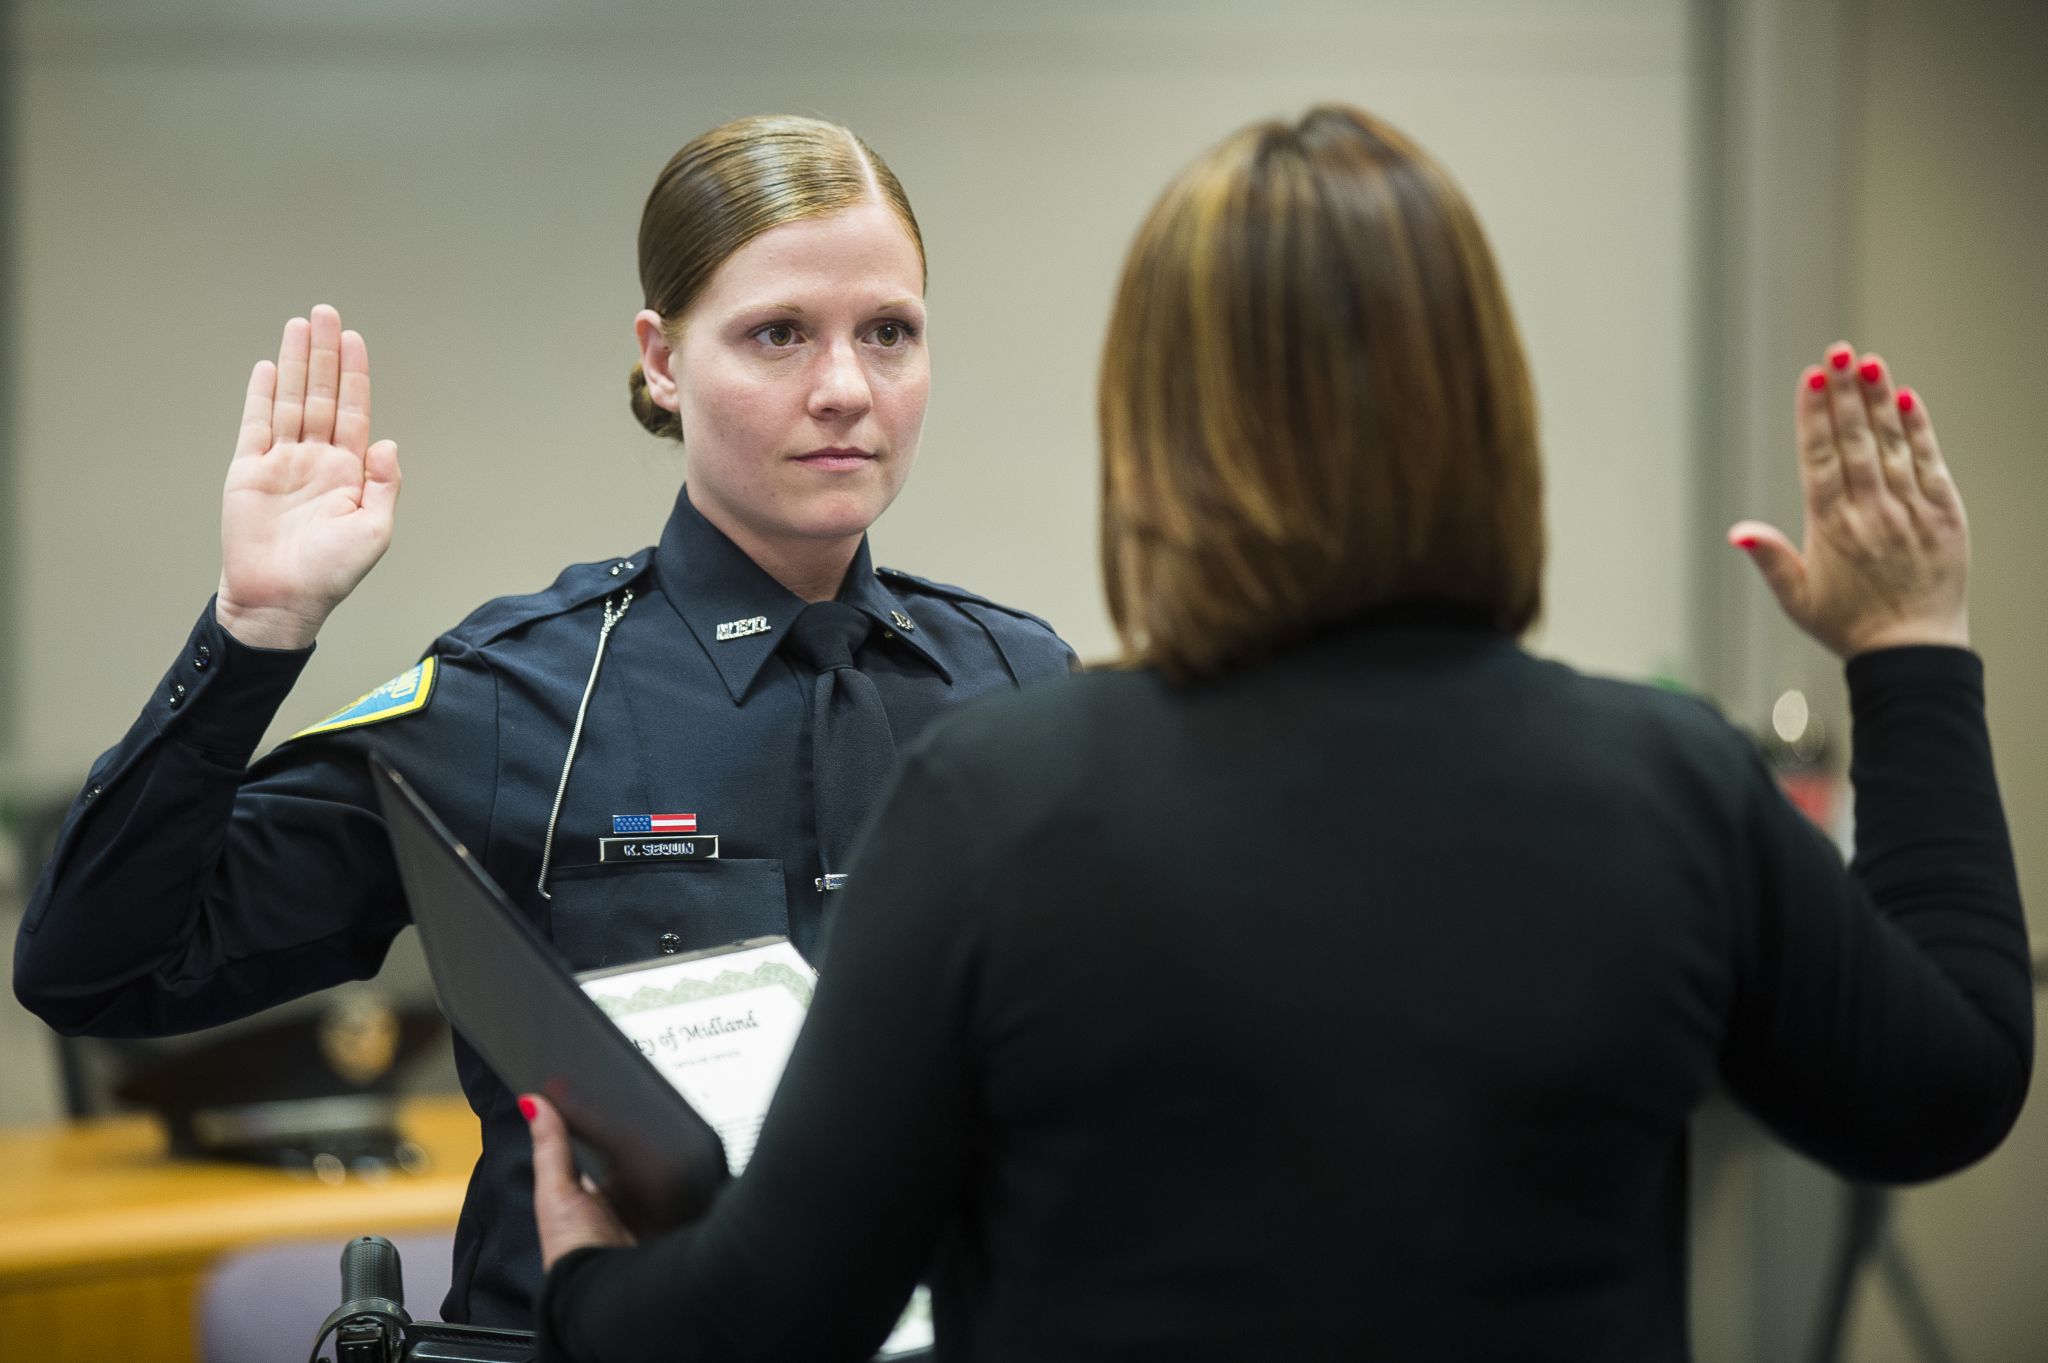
[12, 114, 1074, 1327]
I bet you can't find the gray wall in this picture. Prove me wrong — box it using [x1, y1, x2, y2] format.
[2, 0, 2042, 1357]
[3, 0, 1699, 787]
[1836, 4, 2048, 1358]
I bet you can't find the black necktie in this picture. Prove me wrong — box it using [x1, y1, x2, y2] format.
[784, 601, 897, 889]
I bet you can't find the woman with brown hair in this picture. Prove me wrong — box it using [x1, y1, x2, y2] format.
[526, 104, 2029, 1359]
[14, 114, 1073, 1326]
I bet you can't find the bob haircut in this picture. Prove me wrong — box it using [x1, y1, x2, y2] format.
[629, 113, 925, 440]
[1098, 104, 1543, 681]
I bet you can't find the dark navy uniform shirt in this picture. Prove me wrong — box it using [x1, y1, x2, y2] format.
[13, 488, 1075, 1326]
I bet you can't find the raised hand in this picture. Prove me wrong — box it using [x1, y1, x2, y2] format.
[215, 305, 402, 649]
[1730, 342, 1969, 658]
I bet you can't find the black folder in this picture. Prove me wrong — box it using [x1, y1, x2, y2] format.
[370, 755, 728, 1236]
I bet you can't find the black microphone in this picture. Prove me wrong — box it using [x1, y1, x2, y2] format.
[315, 1234, 413, 1363]
[342, 1233, 405, 1311]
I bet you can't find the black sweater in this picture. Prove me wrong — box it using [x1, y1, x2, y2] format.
[539, 619, 2032, 1362]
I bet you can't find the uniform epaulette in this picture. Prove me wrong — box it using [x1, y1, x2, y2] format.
[874, 566, 1061, 638]
[449, 551, 656, 649]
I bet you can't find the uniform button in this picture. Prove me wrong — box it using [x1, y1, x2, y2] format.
[609, 565, 621, 576]
[167, 682, 188, 708]
[192, 644, 212, 671]
[658, 932, 682, 955]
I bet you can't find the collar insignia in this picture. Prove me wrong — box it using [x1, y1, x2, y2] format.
[890, 610, 915, 632]
[715, 616, 772, 642]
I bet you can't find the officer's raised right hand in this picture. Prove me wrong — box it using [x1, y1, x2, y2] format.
[214, 304, 402, 650]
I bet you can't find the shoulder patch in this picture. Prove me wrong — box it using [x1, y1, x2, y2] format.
[290, 658, 437, 740]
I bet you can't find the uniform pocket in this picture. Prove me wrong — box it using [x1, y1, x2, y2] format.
[544, 858, 788, 971]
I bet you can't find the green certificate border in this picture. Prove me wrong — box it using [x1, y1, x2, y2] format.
[587, 960, 814, 1019]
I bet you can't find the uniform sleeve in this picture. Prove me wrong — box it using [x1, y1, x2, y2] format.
[1719, 646, 2033, 1182]
[536, 738, 990, 1363]
[12, 600, 500, 1038]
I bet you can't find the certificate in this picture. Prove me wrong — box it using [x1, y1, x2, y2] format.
[578, 937, 814, 1175]
[578, 937, 933, 1356]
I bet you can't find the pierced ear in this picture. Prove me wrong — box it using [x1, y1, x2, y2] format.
[634, 310, 681, 413]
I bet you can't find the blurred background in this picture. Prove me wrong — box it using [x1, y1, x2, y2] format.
[0, 0, 2041, 1359]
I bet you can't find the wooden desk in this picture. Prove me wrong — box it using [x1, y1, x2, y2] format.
[0, 1094, 479, 1363]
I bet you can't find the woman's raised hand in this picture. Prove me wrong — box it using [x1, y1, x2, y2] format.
[1730, 343, 1969, 658]
[214, 305, 402, 649]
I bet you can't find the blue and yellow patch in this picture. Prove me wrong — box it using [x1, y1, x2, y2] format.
[291, 658, 437, 740]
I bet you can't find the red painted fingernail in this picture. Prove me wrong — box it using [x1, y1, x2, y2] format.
[1806, 371, 1827, 391]
[1732, 535, 1758, 550]
[1859, 358, 1883, 383]
[518, 1096, 538, 1122]
[1829, 345, 1854, 370]
[1897, 388, 1916, 415]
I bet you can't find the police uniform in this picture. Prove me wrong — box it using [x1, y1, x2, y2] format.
[13, 487, 1075, 1326]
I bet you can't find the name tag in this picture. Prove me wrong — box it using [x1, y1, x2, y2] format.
[599, 835, 721, 863]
